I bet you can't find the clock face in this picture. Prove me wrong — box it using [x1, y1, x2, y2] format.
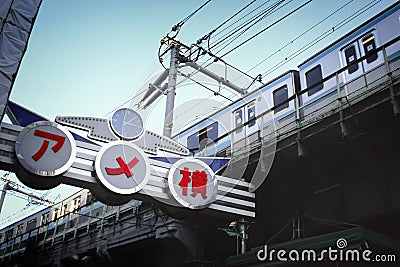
[110, 108, 144, 140]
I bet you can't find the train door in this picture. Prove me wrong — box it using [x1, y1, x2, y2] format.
[232, 107, 246, 147]
[341, 41, 364, 84]
[246, 101, 259, 145]
[358, 32, 384, 87]
[358, 32, 382, 72]
[232, 101, 257, 153]
[341, 41, 365, 96]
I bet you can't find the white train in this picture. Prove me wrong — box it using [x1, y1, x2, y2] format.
[0, 189, 144, 254]
[0, 190, 94, 248]
[174, 2, 400, 157]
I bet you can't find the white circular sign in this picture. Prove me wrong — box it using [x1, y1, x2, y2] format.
[110, 108, 144, 140]
[168, 158, 218, 209]
[95, 141, 150, 195]
[15, 121, 76, 176]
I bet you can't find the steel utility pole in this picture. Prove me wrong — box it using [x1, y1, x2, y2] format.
[163, 45, 179, 138]
[0, 180, 9, 216]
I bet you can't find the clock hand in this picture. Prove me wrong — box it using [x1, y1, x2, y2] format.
[126, 118, 138, 124]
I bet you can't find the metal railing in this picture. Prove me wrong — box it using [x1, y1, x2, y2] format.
[0, 199, 148, 262]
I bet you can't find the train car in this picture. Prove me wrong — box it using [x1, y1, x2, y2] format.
[0, 190, 94, 248]
[173, 70, 299, 158]
[298, 2, 400, 120]
[174, 2, 400, 158]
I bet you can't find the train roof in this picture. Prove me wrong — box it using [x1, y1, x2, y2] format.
[172, 69, 298, 138]
[298, 1, 400, 68]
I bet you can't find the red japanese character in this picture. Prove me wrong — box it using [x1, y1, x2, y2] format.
[32, 130, 66, 161]
[179, 167, 191, 196]
[191, 170, 208, 199]
[105, 157, 139, 178]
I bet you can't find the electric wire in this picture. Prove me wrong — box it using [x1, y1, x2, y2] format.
[170, 0, 212, 37]
[220, 0, 314, 58]
[177, 70, 234, 102]
[210, 0, 288, 55]
[246, 0, 355, 74]
[206, 0, 279, 51]
[207, 0, 274, 42]
[108, 0, 386, 128]
[261, 0, 383, 77]
[147, 1, 284, 107]
[182, 0, 284, 75]
[174, 0, 301, 95]
[196, 0, 257, 47]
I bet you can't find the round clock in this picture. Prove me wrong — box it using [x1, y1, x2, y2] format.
[110, 108, 144, 140]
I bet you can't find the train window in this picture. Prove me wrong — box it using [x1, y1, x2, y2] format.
[73, 196, 81, 211]
[26, 218, 37, 232]
[306, 65, 324, 96]
[247, 103, 256, 127]
[198, 127, 208, 151]
[344, 45, 359, 74]
[187, 122, 219, 152]
[273, 85, 289, 113]
[235, 109, 243, 133]
[61, 204, 68, 217]
[69, 219, 76, 228]
[53, 208, 59, 220]
[5, 229, 13, 241]
[362, 34, 378, 63]
[56, 224, 65, 233]
[78, 214, 88, 224]
[199, 122, 218, 150]
[187, 132, 199, 152]
[16, 224, 23, 235]
[41, 212, 50, 225]
[86, 192, 95, 204]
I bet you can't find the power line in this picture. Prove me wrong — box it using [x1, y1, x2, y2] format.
[209, 0, 287, 54]
[106, 1, 214, 116]
[170, 1, 296, 97]
[261, 0, 382, 77]
[177, 70, 235, 102]
[220, 0, 314, 58]
[246, 0, 355, 74]
[208, 0, 274, 42]
[169, 0, 212, 38]
[196, 0, 257, 46]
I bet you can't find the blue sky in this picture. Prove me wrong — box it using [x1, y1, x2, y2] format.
[0, 0, 397, 226]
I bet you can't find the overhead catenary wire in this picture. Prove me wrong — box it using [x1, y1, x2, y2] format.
[160, 0, 213, 64]
[176, 0, 304, 93]
[219, 0, 314, 58]
[209, 0, 288, 54]
[169, 1, 278, 82]
[110, 0, 330, 115]
[182, 0, 285, 73]
[203, 0, 279, 52]
[169, 0, 212, 37]
[207, 0, 275, 43]
[246, 0, 355, 74]
[108, 0, 390, 124]
[116, 1, 293, 112]
[196, 0, 257, 46]
[169, 0, 296, 97]
[177, 70, 235, 102]
[261, 0, 383, 77]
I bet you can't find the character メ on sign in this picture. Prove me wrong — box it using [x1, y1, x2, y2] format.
[94, 141, 151, 195]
